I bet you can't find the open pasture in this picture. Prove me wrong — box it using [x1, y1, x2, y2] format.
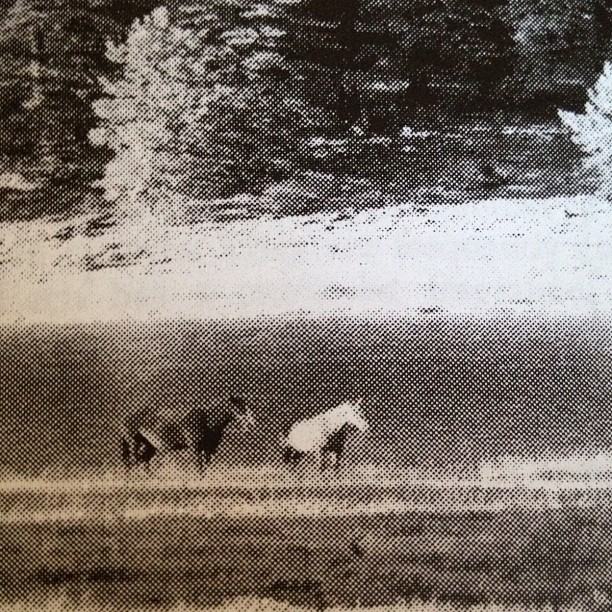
[2, 498, 612, 612]
[2, 315, 612, 610]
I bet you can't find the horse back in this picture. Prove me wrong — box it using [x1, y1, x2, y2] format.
[157, 422, 189, 451]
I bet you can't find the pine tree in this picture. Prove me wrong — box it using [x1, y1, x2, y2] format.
[559, 61, 612, 198]
[0, 0, 154, 214]
[90, 4, 317, 213]
[89, 7, 199, 208]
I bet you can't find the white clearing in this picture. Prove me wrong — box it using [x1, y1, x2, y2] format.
[1, 194, 611, 324]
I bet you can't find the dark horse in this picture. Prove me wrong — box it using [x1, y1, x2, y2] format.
[121, 396, 254, 472]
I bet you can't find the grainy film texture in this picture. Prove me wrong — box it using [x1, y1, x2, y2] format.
[1, 1, 612, 611]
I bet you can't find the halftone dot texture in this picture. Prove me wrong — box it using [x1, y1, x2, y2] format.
[2, 2, 612, 612]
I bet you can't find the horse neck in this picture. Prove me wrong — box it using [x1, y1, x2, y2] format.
[212, 410, 233, 432]
[323, 405, 353, 433]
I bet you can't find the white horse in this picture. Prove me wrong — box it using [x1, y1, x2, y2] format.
[280, 399, 368, 470]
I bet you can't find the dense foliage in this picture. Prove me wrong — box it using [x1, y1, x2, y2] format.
[0, 0, 159, 216]
[90, 5, 321, 205]
[0, 0, 610, 214]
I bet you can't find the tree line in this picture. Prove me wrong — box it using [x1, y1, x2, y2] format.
[0, 0, 610, 215]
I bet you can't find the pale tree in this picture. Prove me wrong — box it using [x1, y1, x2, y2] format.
[559, 60, 612, 199]
[89, 4, 317, 216]
[89, 7, 202, 211]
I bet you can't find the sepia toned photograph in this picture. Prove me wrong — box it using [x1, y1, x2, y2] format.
[2, 1, 612, 611]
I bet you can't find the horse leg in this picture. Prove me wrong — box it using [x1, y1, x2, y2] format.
[195, 448, 212, 474]
[132, 436, 143, 469]
[133, 433, 156, 473]
[334, 449, 345, 471]
[121, 437, 132, 471]
[283, 447, 302, 469]
[334, 440, 348, 471]
[319, 450, 328, 472]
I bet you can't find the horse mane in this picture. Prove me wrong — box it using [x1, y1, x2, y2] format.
[327, 400, 362, 419]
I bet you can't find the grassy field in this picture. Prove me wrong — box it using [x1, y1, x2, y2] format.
[2, 314, 612, 476]
[1, 501, 611, 611]
[2, 315, 612, 610]
[0, 595, 587, 612]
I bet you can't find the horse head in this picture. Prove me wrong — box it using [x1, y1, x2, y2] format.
[229, 396, 256, 432]
[344, 398, 369, 433]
